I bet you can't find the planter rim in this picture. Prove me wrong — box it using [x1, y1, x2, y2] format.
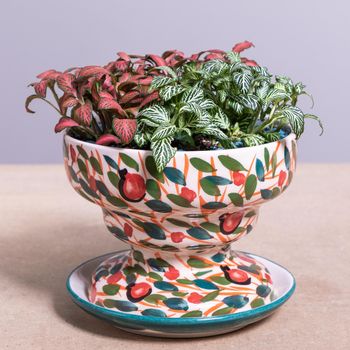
[64, 133, 296, 155]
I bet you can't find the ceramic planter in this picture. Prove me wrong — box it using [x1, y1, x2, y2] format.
[64, 133, 296, 330]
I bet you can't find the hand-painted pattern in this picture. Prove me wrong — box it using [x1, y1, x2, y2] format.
[63, 133, 296, 317]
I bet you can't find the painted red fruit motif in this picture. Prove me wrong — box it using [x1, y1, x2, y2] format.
[278, 170, 287, 187]
[124, 223, 133, 237]
[180, 187, 197, 202]
[126, 282, 152, 302]
[164, 266, 180, 280]
[170, 232, 185, 243]
[188, 292, 202, 304]
[118, 169, 146, 202]
[220, 266, 251, 285]
[219, 211, 244, 235]
[232, 172, 246, 186]
[107, 271, 123, 284]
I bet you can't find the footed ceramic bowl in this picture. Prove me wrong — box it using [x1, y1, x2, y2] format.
[64, 133, 296, 320]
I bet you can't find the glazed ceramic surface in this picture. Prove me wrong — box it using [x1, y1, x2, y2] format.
[64, 133, 296, 318]
[67, 250, 296, 338]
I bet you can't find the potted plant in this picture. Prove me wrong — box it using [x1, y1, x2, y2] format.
[25, 41, 322, 337]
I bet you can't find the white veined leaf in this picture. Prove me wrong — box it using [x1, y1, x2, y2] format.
[228, 100, 244, 114]
[152, 66, 178, 79]
[233, 70, 253, 94]
[226, 51, 241, 64]
[150, 124, 177, 141]
[256, 83, 270, 100]
[304, 114, 324, 135]
[228, 62, 246, 73]
[236, 94, 259, 110]
[199, 99, 216, 110]
[138, 105, 170, 125]
[237, 118, 251, 133]
[212, 109, 230, 129]
[159, 85, 186, 101]
[150, 76, 175, 89]
[251, 66, 270, 77]
[180, 102, 202, 116]
[199, 125, 229, 140]
[182, 87, 204, 104]
[294, 82, 306, 94]
[218, 90, 228, 103]
[280, 106, 304, 138]
[242, 134, 265, 146]
[263, 132, 281, 142]
[202, 60, 228, 74]
[196, 112, 212, 128]
[274, 82, 286, 91]
[134, 131, 148, 147]
[151, 137, 176, 172]
[265, 88, 289, 103]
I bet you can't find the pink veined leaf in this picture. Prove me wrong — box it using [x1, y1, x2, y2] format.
[104, 61, 115, 72]
[62, 96, 78, 108]
[54, 117, 80, 133]
[114, 60, 129, 71]
[204, 53, 225, 60]
[102, 74, 113, 89]
[136, 65, 145, 75]
[119, 72, 130, 83]
[37, 69, 60, 80]
[117, 52, 131, 61]
[139, 91, 159, 108]
[112, 118, 137, 144]
[57, 73, 76, 96]
[120, 91, 140, 104]
[117, 81, 138, 92]
[75, 101, 92, 126]
[33, 80, 48, 98]
[147, 54, 167, 67]
[78, 78, 93, 97]
[124, 107, 138, 117]
[99, 91, 114, 99]
[232, 41, 254, 53]
[136, 77, 153, 85]
[96, 134, 121, 146]
[98, 98, 127, 117]
[78, 65, 108, 77]
[241, 57, 258, 66]
[189, 53, 200, 61]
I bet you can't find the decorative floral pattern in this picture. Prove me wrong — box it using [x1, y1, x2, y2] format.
[63, 133, 296, 317]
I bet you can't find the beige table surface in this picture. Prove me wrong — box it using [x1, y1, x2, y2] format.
[1, 164, 349, 349]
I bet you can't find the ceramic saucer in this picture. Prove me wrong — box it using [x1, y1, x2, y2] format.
[66, 250, 295, 338]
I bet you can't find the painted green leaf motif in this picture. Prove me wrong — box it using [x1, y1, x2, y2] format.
[211, 252, 225, 263]
[166, 218, 191, 228]
[141, 308, 167, 317]
[164, 167, 186, 186]
[194, 270, 211, 277]
[201, 202, 227, 210]
[107, 226, 128, 240]
[201, 290, 219, 302]
[95, 180, 110, 197]
[133, 250, 145, 264]
[272, 187, 281, 198]
[200, 222, 220, 232]
[200, 178, 220, 196]
[284, 146, 291, 170]
[77, 159, 88, 180]
[144, 294, 167, 304]
[255, 159, 265, 182]
[142, 222, 166, 240]
[218, 155, 246, 171]
[79, 178, 99, 199]
[172, 291, 188, 297]
[250, 298, 265, 308]
[145, 199, 172, 213]
[228, 193, 244, 207]
[102, 284, 120, 295]
[145, 156, 164, 183]
[187, 227, 212, 240]
[202, 176, 232, 185]
[264, 147, 270, 171]
[193, 279, 219, 290]
[146, 179, 161, 199]
[107, 171, 119, 188]
[167, 194, 193, 208]
[181, 310, 203, 317]
[244, 174, 257, 200]
[154, 281, 178, 291]
[187, 258, 212, 268]
[190, 158, 216, 172]
[148, 272, 163, 281]
[106, 195, 127, 208]
[256, 284, 271, 297]
[271, 152, 277, 177]
[163, 298, 189, 311]
[104, 299, 138, 312]
[77, 145, 88, 159]
[176, 279, 194, 285]
[223, 295, 249, 308]
[210, 276, 231, 285]
[212, 306, 233, 316]
[104, 155, 119, 170]
[90, 156, 103, 175]
[68, 166, 79, 183]
[260, 189, 272, 199]
[120, 152, 139, 171]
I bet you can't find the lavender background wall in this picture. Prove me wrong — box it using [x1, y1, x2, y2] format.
[1, 0, 349, 163]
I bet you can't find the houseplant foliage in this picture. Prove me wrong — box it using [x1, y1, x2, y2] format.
[25, 41, 322, 172]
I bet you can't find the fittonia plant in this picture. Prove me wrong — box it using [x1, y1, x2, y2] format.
[26, 41, 322, 171]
